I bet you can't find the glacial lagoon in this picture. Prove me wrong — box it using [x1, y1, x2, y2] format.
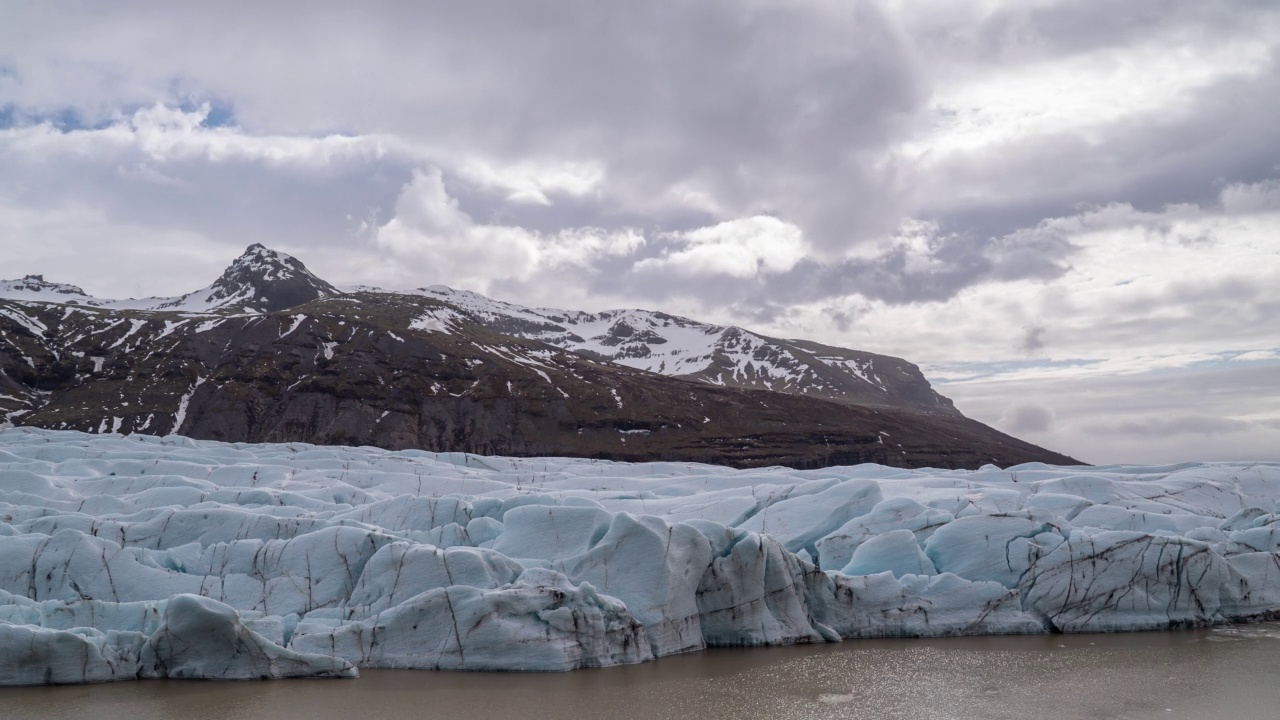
[7, 625, 1280, 720]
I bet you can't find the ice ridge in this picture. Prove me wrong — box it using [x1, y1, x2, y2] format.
[1, 427, 1278, 684]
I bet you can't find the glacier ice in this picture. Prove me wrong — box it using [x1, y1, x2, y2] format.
[1, 428, 1279, 684]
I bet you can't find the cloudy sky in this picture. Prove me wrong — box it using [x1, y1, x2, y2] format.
[2, 1, 1278, 464]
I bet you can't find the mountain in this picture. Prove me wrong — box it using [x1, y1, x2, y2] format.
[0, 245, 338, 313]
[0, 275, 97, 303]
[0, 245, 1079, 469]
[411, 286, 958, 415]
[153, 243, 340, 313]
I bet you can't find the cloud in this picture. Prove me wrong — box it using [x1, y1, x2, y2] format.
[1001, 403, 1055, 434]
[455, 158, 605, 206]
[885, 0, 1280, 250]
[635, 216, 807, 278]
[373, 167, 644, 293]
[1020, 326, 1047, 354]
[762, 182, 1280, 367]
[0, 1, 928, 250]
[1234, 350, 1280, 362]
[1, 1, 1278, 463]
[1221, 178, 1280, 214]
[0, 103, 403, 167]
[940, 358, 1280, 464]
[0, 106, 422, 295]
[790, 216, 1076, 305]
[1088, 414, 1255, 439]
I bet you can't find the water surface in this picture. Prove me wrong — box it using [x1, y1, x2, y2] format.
[8, 625, 1280, 720]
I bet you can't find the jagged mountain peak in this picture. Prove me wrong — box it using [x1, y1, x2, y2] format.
[232, 243, 294, 269]
[158, 244, 340, 313]
[215, 244, 327, 291]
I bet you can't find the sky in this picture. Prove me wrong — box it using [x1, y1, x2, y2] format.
[1, 0, 1278, 464]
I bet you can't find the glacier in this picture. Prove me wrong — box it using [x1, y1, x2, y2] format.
[1, 428, 1278, 684]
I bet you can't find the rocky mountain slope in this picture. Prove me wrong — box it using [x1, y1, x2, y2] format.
[0, 245, 1078, 469]
[409, 287, 958, 414]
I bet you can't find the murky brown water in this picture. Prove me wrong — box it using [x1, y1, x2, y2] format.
[6, 625, 1280, 720]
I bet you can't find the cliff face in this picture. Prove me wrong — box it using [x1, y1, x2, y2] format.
[0, 247, 1078, 469]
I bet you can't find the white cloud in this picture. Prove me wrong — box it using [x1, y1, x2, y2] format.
[757, 180, 1280, 369]
[1221, 179, 1280, 214]
[940, 361, 1280, 465]
[900, 33, 1277, 162]
[372, 167, 644, 293]
[0, 104, 405, 167]
[455, 158, 605, 206]
[637, 216, 808, 278]
[1234, 350, 1280, 362]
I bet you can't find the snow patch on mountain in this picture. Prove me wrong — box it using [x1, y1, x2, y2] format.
[400, 285, 947, 411]
[410, 306, 463, 334]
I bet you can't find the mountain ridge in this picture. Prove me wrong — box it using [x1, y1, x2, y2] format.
[398, 285, 960, 417]
[0, 245, 1079, 469]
